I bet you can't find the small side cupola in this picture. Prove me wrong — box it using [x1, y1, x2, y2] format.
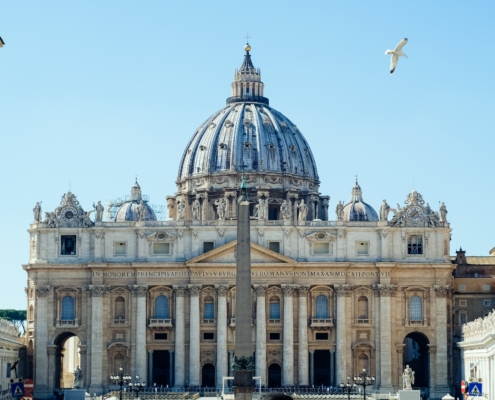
[342, 179, 379, 222]
[455, 247, 467, 265]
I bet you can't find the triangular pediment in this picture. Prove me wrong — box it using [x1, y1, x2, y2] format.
[186, 240, 296, 265]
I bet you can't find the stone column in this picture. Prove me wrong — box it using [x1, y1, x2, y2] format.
[216, 285, 229, 387]
[335, 285, 351, 384]
[376, 285, 396, 392]
[282, 286, 294, 386]
[34, 286, 50, 398]
[228, 350, 234, 384]
[148, 350, 153, 385]
[89, 285, 108, 393]
[134, 286, 148, 381]
[78, 345, 87, 388]
[255, 286, 267, 386]
[189, 285, 201, 386]
[309, 350, 315, 386]
[297, 286, 309, 386]
[433, 286, 450, 393]
[174, 286, 186, 386]
[47, 345, 57, 393]
[373, 287, 381, 388]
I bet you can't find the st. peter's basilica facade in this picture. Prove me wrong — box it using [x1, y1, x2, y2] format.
[25, 45, 453, 399]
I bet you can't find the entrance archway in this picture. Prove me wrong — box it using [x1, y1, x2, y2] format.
[153, 351, 170, 386]
[314, 350, 330, 386]
[403, 332, 429, 389]
[54, 332, 80, 390]
[202, 363, 215, 387]
[268, 364, 281, 388]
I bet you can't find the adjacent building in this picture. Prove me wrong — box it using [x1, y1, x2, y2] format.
[25, 45, 454, 399]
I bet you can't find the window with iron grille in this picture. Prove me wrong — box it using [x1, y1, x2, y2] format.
[410, 296, 422, 320]
[61, 296, 75, 320]
[315, 295, 328, 318]
[155, 295, 169, 318]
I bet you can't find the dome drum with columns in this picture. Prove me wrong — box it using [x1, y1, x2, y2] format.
[170, 44, 329, 222]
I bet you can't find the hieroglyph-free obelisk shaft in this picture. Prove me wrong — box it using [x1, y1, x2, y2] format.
[233, 196, 254, 400]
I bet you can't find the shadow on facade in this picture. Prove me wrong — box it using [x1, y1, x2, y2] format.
[403, 332, 429, 389]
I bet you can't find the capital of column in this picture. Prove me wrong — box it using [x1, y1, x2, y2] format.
[373, 284, 396, 297]
[254, 285, 267, 297]
[169, 349, 175, 354]
[282, 285, 295, 296]
[334, 284, 353, 297]
[309, 349, 315, 354]
[148, 349, 154, 354]
[434, 285, 451, 298]
[189, 285, 202, 296]
[297, 286, 310, 297]
[130, 285, 148, 297]
[428, 344, 437, 354]
[174, 286, 188, 297]
[216, 285, 229, 297]
[89, 285, 109, 297]
[35, 285, 51, 298]
[94, 230, 105, 239]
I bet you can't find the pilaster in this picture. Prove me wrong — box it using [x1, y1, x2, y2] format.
[282, 285, 294, 386]
[188, 285, 201, 385]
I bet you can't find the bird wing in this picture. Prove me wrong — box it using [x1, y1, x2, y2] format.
[390, 54, 399, 74]
[0, 37, 4, 47]
[394, 38, 408, 51]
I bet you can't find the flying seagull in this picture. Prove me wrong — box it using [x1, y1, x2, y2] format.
[0, 37, 5, 48]
[385, 38, 408, 74]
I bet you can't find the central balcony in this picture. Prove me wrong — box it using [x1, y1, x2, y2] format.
[149, 318, 173, 328]
[310, 318, 334, 329]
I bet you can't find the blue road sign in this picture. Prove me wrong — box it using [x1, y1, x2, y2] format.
[468, 382, 482, 396]
[10, 382, 24, 397]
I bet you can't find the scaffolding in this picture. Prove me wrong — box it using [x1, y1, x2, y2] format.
[105, 194, 167, 221]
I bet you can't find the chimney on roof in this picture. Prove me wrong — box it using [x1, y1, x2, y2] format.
[455, 247, 467, 265]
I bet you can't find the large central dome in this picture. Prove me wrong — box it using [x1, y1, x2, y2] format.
[170, 45, 329, 222]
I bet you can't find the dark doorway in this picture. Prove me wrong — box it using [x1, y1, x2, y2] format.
[314, 350, 330, 386]
[202, 363, 215, 387]
[403, 332, 429, 389]
[153, 351, 170, 386]
[268, 364, 282, 388]
[268, 207, 278, 220]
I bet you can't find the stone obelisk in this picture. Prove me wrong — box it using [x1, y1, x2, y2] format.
[233, 174, 254, 400]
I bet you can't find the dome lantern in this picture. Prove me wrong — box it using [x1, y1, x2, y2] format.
[227, 44, 268, 105]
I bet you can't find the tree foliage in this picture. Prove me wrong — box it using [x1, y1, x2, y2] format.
[0, 310, 26, 333]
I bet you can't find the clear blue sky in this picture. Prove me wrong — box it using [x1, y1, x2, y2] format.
[1, 1, 494, 309]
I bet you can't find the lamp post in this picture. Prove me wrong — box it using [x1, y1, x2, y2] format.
[110, 366, 132, 400]
[353, 368, 375, 400]
[340, 376, 356, 400]
[128, 376, 146, 398]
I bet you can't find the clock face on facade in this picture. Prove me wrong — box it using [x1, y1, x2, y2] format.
[61, 207, 78, 222]
[406, 206, 424, 222]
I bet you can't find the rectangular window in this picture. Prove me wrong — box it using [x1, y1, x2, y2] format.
[203, 332, 214, 340]
[315, 333, 328, 340]
[204, 303, 214, 319]
[460, 313, 467, 325]
[269, 332, 280, 340]
[356, 242, 369, 256]
[203, 242, 214, 253]
[114, 242, 127, 256]
[408, 236, 423, 255]
[6, 363, 11, 378]
[155, 333, 168, 340]
[459, 300, 467, 307]
[483, 284, 490, 291]
[314, 243, 330, 255]
[268, 242, 280, 253]
[153, 242, 170, 255]
[61, 235, 77, 255]
[483, 300, 491, 306]
[459, 285, 466, 291]
[269, 303, 280, 319]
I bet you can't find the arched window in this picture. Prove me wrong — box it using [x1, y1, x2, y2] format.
[114, 297, 125, 319]
[114, 354, 125, 375]
[204, 296, 214, 320]
[408, 236, 423, 254]
[358, 296, 369, 321]
[155, 296, 169, 319]
[410, 296, 422, 320]
[269, 296, 280, 319]
[315, 295, 329, 318]
[61, 296, 75, 320]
